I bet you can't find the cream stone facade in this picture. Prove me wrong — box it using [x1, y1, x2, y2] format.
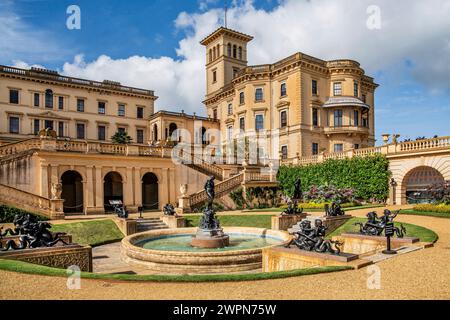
[201, 27, 378, 160]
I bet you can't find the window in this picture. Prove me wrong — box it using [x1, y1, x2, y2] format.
[233, 68, 239, 78]
[280, 83, 287, 97]
[212, 70, 217, 83]
[353, 110, 359, 126]
[312, 80, 318, 95]
[239, 92, 245, 104]
[333, 83, 342, 96]
[137, 107, 144, 119]
[233, 45, 237, 58]
[334, 109, 343, 127]
[227, 43, 232, 57]
[281, 146, 288, 160]
[213, 109, 217, 120]
[58, 96, 64, 110]
[255, 114, 264, 131]
[255, 88, 263, 101]
[98, 126, 106, 141]
[227, 126, 233, 141]
[9, 89, 19, 104]
[118, 127, 126, 134]
[354, 82, 359, 97]
[209, 49, 212, 62]
[239, 117, 245, 131]
[280, 110, 287, 128]
[136, 129, 144, 144]
[34, 93, 40, 107]
[45, 89, 53, 108]
[312, 108, 319, 126]
[354, 144, 360, 150]
[118, 104, 125, 116]
[213, 47, 216, 60]
[363, 114, 369, 127]
[33, 119, 40, 135]
[58, 122, 64, 137]
[98, 102, 106, 114]
[77, 99, 85, 112]
[362, 94, 367, 103]
[334, 144, 344, 153]
[44, 120, 53, 130]
[238, 46, 242, 60]
[227, 104, 233, 115]
[9, 117, 19, 134]
[312, 143, 319, 155]
[76, 123, 85, 139]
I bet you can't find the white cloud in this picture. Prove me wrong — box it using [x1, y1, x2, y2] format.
[13, 0, 450, 115]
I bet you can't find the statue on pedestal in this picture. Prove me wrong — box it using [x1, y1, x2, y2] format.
[325, 202, 345, 217]
[355, 209, 406, 237]
[199, 176, 221, 230]
[282, 178, 304, 215]
[163, 203, 176, 216]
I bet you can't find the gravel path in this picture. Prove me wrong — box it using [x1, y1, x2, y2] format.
[1, 207, 449, 300]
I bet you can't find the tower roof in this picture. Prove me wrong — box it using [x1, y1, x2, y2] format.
[200, 27, 253, 46]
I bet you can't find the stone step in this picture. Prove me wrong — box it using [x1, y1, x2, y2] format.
[137, 225, 169, 231]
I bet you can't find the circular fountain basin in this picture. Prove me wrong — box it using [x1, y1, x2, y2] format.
[121, 227, 291, 275]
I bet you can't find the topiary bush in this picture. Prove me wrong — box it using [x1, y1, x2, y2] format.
[277, 154, 390, 202]
[0, 204, 49, 223]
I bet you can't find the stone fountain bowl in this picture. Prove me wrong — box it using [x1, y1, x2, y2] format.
[121, 227, 291, 275]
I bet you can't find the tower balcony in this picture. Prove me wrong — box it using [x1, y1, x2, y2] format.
[324, 125, 370, 136]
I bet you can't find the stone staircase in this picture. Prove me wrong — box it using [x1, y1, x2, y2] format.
[136, 217, 169, 232]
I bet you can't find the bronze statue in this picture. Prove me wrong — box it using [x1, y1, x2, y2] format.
[325, 202, 345, 217]
[355, 209, 406, 238]
[198, 176, 221, 230]
[282, 178, 304, 215]
[204, 176, 215, 210]
[163, 203, 176, 216]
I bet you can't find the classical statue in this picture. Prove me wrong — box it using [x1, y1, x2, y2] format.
[108, 200, 128, 219]
[50, 183, 63, 200]
[293, 178, 302, 201]
[198, 176, 221, 230]
[179, 184, 188, 197]
[285, 219, 342, 254]
[355, 209, 406, 238]
[325, 202, 345, 217]
[163, 203, 176, 216]
[204, 176, 215, 210]
[1, 214, 69, 251]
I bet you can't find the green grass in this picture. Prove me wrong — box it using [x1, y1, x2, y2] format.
[51, 219, 124, 247]
[399, 210, 450, 219]
[184, 215, 273, 229]
[0, 259, 351, 282]
[327, 217, 439, 243]
[244, 204, 384, 213]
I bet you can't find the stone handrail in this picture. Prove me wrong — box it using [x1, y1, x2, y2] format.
[398, 136, 450, 152]
[0, 138, 41, 156]
[176, 149, 224, 180]
[189, 173, 244, 208]
[0, 184, 64, 219]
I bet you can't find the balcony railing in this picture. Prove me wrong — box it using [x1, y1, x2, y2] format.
[324, 125, 370, 134]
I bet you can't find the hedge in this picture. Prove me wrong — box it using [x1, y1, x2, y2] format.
[0, 204, 49, 223]
[277, 154, 390, 202]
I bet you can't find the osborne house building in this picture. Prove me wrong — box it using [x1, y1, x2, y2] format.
[1, 27, 448, 219]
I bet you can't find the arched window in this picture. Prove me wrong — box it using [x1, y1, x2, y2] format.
[213, 47, 216, 60]
[45, 89, 53, 108]
[153, 124, 158, 141]
[233, 45, 237, 58]
[227, 43, 232, 57]
[209, 49, 212, 62]
[280, 83, 287, 97]
[238, 46, 242, 60]
[216, 44, 220, 57]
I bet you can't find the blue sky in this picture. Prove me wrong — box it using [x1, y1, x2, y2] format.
[1, 0, 450, 144]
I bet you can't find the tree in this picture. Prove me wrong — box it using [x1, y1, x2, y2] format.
[111, 131, 132, 144]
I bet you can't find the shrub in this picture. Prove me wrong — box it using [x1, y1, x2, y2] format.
[413, 204, 450, 214]
[277, 154, 390, 202]
[0, 204, 49, 223]
[279, 202, 361, 210]
[303, 185, 356, 203]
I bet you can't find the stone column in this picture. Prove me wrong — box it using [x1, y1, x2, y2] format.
[134, 168, 142, 209]
[94, 167, 104, 214]
[85, 166, 96, 214]
[124, 167, 137, 213]
[40, 163, 49, 198]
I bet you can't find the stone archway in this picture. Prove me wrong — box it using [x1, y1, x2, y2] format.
[142, 172, 159, 210]
[61, 170, 84, 214]
[104, 171, 123, 212]
[402, 166, 445, 204]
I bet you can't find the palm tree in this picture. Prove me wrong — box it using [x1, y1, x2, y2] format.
[111, 131, 132, 144]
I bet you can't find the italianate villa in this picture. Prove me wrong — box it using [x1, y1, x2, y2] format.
[4, 26, 444, 217]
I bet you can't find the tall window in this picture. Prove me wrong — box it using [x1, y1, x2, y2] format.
[239, 117, 245, 131]
[239, 92, 245, 104]
[33, 119, 40, 135]
[58, 96, 64, 110]
[45, 89, 53, 108]
[9, 117, 19, 134]
[227, 126, 233, 141]
[209, 49, 212, 62]
[118, 127, 126, 134]
[255, 88, 263, 101]
[137, 107, 144, 119]
[280, 83, 287, 97]
[363, 114, 369, 127]
[136, 129, 144, 144]
[280, 110, 287, 128]
[238, 46, 242, 60]
[58, 122, 64, 137]
[362, 94, 367, 103]
[255, 114, 264, 131]
[354, 144, 360, 150]
[98, 126, 106, 141]
[334, 144, 344, 153]
[34, 93, 40, 107]
[354, 82, 359, 97]
[212, 70, 217, 83]
[333, 83, 342, 96]
[44, 120, 53, 130]
[227, 104, 233, 115]
[233, 45, 237, 58]
[334, 109, 343, 127]
[213, 109, 217, 120]
[227, 43, 232, 57]
[9, 89, 19, 104]
[312, 80, 318, 95]
[281, 146, 288, 160]
[312, 108, 318, 126]
[118, 104, 125, 116]
[353, 110, 359, 126]
[98, 102, 106, 114]
[312, 143, 319, 155]
[76, 123, 85, 139]
[77, 99, 84, 112]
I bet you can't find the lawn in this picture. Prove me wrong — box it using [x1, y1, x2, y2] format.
[184, 214, 273, 229]
[51, 219, 124, 247]
[245, 204, 384, 213]
[399, 210, 450, 219]
[327, 217, 438, 243]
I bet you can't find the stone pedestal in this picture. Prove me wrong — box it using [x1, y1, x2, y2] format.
[271, 213, 307, 231]
[191, 228, 230, 248]
[113, 218, 137, 236]
[177, 196, 191, 214]
[161, 215, 186, 229]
